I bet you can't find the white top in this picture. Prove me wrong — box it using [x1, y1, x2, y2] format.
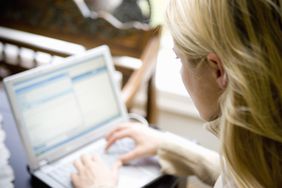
[157, 119, 237, 188]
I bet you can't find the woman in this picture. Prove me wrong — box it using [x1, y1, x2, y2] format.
[71, 0, 282, 187]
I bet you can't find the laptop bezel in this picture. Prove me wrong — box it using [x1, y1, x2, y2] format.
[4, 45, 128, 171]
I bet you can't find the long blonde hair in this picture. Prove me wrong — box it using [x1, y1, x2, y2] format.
[165, 0, 282, 187]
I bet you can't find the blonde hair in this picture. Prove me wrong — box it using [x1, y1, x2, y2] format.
[165, 0, 282, 187]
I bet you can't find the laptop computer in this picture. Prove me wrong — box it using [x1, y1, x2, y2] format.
[3, 45, 161, 188]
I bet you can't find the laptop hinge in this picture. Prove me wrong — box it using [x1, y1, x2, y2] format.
[39, 160, 48, 168]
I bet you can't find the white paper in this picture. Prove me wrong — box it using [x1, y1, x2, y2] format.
[0, 113, 14, 188]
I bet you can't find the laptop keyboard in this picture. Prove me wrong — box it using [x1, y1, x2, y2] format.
[47, 138, 135, 188]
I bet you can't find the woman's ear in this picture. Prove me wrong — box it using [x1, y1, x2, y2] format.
[207, 53, 227, 89]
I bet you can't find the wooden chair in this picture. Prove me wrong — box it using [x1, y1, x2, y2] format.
[0, 24, 161, 124]
[0, 26, 86, 78]
[0, 0, 161, 124]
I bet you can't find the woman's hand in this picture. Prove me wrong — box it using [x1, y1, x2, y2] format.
[105, 122, 164, 164]
[71, 154, 121, 188]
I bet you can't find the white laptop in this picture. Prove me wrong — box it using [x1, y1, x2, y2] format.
[3, 45, 161, 188]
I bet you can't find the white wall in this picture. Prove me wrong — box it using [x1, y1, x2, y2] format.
[157, 109, 219, 152]
[132, 88, 219, 152]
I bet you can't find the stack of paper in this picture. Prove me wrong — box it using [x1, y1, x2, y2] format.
[0, 113, 14, 188]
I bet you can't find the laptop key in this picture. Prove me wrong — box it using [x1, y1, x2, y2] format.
[48, 160, 77, 187]
[48, 138, 136, 187]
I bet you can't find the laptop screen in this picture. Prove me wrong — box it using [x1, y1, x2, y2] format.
[12, 55, 121, 157]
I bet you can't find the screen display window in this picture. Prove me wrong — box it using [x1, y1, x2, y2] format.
[13, 56, 120, 156]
